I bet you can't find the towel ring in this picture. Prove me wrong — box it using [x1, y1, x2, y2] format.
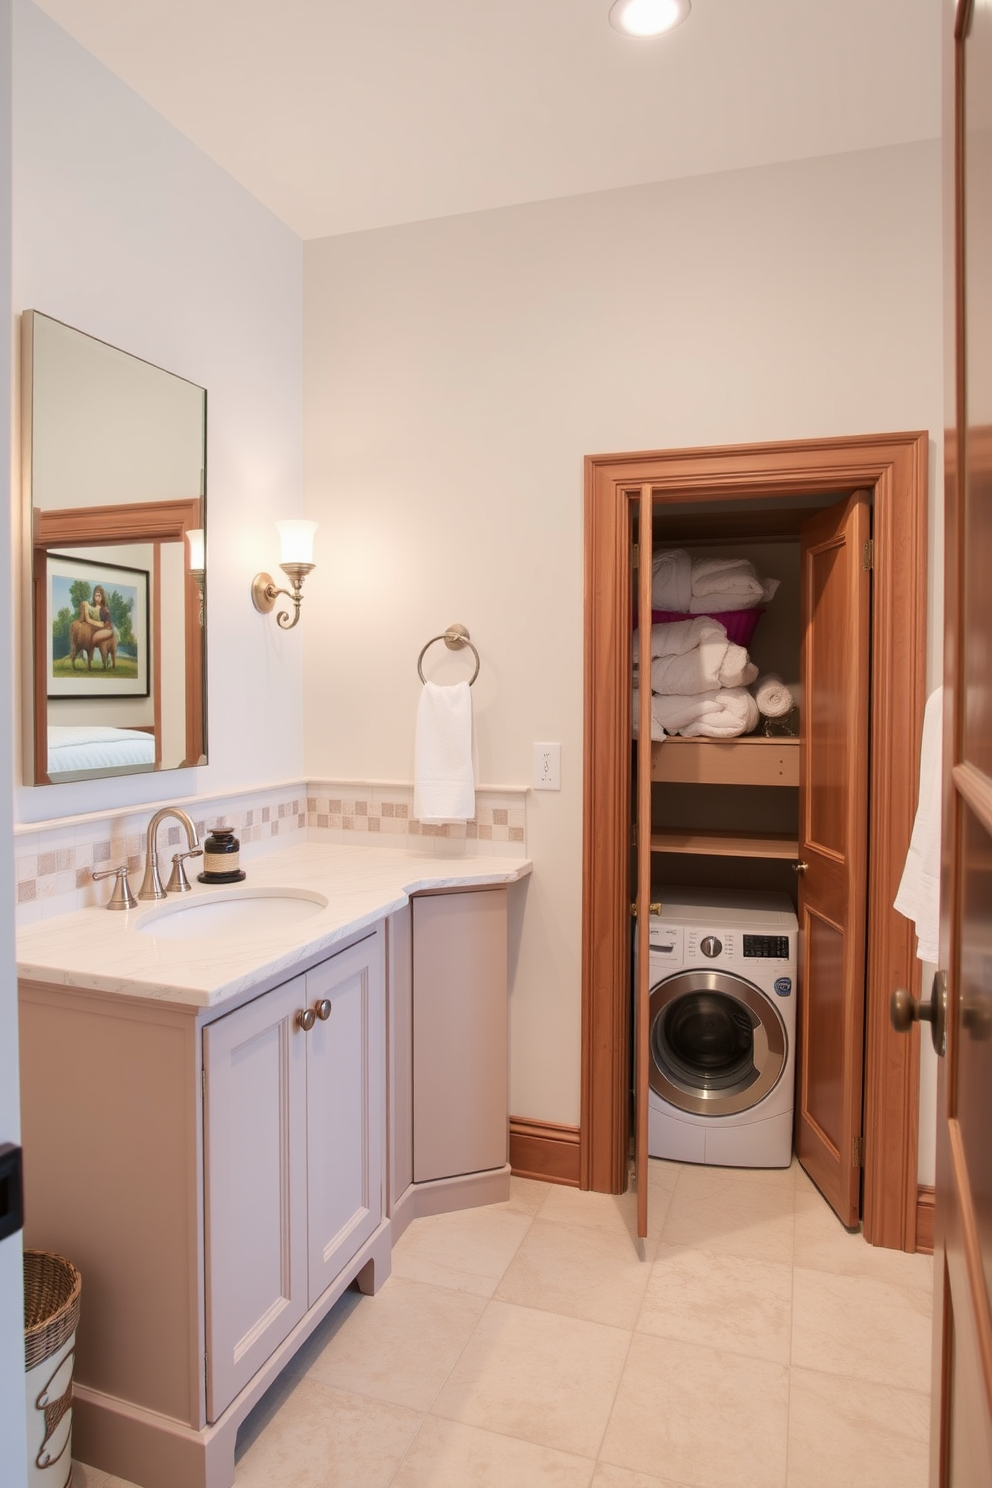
[417, 623, 481, 686]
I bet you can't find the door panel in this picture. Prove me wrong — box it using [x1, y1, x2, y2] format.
[203, 977, 308, 1421]
[796, 492, 871, 1224]
[634, 484, 653, 1240]
[934, 0, 992, 1475]
[306, 936, 383, 1303]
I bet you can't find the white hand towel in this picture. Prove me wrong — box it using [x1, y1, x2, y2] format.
[651, 549, 692, 612]
[691, 556, 766, 601]
[414, 680, 476, 824]
[894, 687, 943, 964]
[754, 673, 795, 718]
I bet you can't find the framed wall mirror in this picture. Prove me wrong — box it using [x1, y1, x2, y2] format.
[22, 311, 207, 785]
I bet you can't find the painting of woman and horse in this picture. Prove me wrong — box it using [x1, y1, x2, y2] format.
[46, 553, 149, 698]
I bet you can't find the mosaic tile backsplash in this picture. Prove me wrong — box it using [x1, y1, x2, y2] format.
[14, 778, 527, 926]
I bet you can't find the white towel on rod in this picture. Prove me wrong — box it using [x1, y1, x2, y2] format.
[894, 687, 943, 964]
[414, 680, 476, 824]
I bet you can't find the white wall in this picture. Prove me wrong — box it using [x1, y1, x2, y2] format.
[303, 140, 944, 1127]
[0, 0, 27, 1474]
[12, 0, 305, 825]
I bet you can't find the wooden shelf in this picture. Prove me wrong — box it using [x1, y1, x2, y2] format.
[651, 736, 799, 788]
[650, 829, 799, 860]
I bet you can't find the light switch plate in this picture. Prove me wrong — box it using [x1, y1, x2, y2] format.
[533, 743, 561, 791]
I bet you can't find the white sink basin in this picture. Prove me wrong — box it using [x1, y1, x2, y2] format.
[135, 887, 329, 941]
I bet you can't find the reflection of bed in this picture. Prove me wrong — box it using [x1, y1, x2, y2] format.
[47, 725, 155, 777]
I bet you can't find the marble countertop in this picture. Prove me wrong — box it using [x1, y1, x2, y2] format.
[16, 842, 532, 1009]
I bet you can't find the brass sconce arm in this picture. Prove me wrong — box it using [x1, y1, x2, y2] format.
[251, 561, 315, 630]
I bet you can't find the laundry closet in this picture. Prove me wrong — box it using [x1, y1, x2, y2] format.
[582, 434, 928, 1253]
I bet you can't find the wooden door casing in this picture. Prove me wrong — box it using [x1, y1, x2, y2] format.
[795, 494, 871, 1224]
[306, 935, 383, 1302]
[203, 976, 309, 1422]
[583, 433, 928, 1253]
[932, 0, 992, 1476]
[634, 484, 653, 1240]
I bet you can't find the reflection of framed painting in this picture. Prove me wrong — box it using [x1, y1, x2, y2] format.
[47, 553, 149, 698]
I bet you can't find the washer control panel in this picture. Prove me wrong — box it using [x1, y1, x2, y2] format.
[743, 934, 791, 960]
[699, 935, 722, 958]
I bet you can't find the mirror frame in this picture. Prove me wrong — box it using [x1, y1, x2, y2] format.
[21, 310, 207, 785]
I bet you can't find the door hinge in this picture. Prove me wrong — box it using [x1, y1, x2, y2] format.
[853, 1135, 864, 1167]
[862, 539, 873, 571]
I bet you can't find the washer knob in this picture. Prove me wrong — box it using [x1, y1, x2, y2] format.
[700, 935, 723, 958]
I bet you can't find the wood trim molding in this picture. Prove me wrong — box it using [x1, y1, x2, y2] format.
[917, 1184, 936, 1255]
[509, 1117, 581, 1187]
[583, 431, 929, 1251]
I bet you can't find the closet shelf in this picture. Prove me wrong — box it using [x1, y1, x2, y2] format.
[650, 829, 800, 861]
[651, 736, 799, 788]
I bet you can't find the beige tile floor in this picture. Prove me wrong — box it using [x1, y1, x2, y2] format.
[76, 1158, 933, 1488]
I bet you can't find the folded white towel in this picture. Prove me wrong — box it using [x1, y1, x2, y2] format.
[894, 687, 943, 963]
[754, 673, 795, 719]
[645, 637, 757, 696]
[676, 688, 760, 738]
[691, 557, 765, 600]
[651, 549, 692, 612]
[414, 680, 476, 823]
[688, 573, 780, 613]
[633, 616, 726, 666]
[719, 644, 759, 690]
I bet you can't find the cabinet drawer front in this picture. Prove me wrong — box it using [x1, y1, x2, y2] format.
[306, 936, 384, 1304]
[203, 977, 309, 1420]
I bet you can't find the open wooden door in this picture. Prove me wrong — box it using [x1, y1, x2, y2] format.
[921, 1, 992, 1477]
[633, 484, 653, 1241]
[795, 492, 871, 1225]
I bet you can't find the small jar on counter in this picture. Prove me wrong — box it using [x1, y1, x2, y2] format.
[197, 826, 246, 884]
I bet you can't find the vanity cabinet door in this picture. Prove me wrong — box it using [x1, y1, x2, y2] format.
[203, 975, 309, 1422]
[305, 934, 384, 1304]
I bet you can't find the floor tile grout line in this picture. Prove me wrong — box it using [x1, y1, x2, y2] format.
[383, 1184, 551, 1487]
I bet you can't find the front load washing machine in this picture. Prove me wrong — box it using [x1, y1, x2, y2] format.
[648, 887, 798, 1168]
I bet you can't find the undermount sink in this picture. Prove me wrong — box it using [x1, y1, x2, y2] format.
[135, 887, 329, 940]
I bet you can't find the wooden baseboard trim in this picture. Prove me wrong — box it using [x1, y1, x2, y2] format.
[509, 1117, 581, 1187]
[915, 1183, 935, 1254]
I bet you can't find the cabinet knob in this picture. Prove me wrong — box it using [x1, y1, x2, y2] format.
[314, 999, 332, 1022]
[296, 1007, 316, 1032]
[791, 861, 809, 874]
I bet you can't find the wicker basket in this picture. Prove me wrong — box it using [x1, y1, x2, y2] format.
[24, 1250, 81, 1371]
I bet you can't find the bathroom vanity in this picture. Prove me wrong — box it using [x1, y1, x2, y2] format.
[17, 843, 530, 1488]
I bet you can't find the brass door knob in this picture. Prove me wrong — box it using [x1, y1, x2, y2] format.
[314, 999, 332, 1022]
[791, 861, 808, 874]
[297, 1007, 316, 1032]
[890, 972, 947, 1057]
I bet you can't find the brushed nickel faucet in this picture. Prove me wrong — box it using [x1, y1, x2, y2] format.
[138, 808, 201, 901]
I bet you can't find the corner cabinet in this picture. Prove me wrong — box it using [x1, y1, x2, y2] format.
[203, 935, 383, 1420]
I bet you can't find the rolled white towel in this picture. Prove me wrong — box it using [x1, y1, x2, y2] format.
[691, 556, 765, 601]
[651, 549, 693, 612]
[754, 673, 795, 719]
[677, 688, 760, 739]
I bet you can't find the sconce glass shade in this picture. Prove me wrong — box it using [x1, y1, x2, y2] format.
[276, 519, 318, 566]
[609, 0, 690, 37]
[186, 527, 205, 573]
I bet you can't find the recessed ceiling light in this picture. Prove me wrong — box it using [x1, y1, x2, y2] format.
[609, 0, 691, 38]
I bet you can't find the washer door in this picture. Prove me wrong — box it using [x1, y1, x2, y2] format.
[649, 969, 787, 1117]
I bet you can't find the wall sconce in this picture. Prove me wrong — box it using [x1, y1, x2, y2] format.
[251, 520, 318, 630]
[186, 527, 205, 627]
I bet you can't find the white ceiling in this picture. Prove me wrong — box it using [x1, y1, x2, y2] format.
[33, 0, 941, 241]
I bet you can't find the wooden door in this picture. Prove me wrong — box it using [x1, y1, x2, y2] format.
[412, 892, 508, 1183]
[634, 485, 654, 1239]
[203, 977, 308, 1421]
[305, 934, 384, 1304]
[795, 493, 871, 1225]
[930, 1, 992, 1477]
